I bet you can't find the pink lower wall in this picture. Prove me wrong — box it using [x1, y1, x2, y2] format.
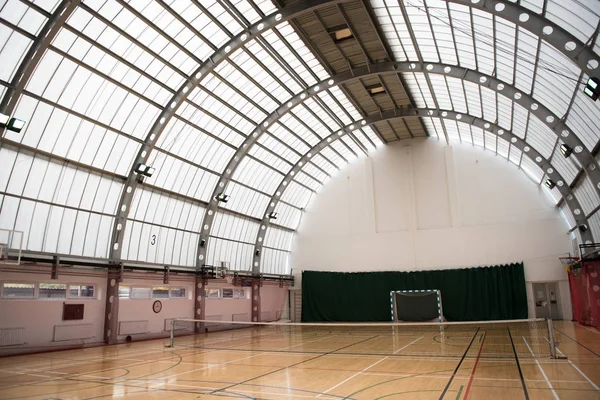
[0, 265, 290, 354]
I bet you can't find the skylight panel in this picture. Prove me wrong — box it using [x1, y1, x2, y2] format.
[484, 131, 497, 152]
[443, 119, 461, 142]
[303, 98, 339, 132]
[405, 2, 439, 62]
[204, 0, 244, 37]
[472, 10, 494, 75]
[446, 77, 468, 113]
[448, 4, 476, 69]
[309, 154, 336, 177]
[509, 145, 522, 166]
[463, 81, 482, 117]
[497, 136, 510, 159]
[320, 147, 345, 168]
[293, 171, 320, 192]
[496, 94, 513, 132]
[574, 177, 600, 216]
[513, 29, 538, 94]
[211, 213, 259, 244]
[567, 88, 600, 151]
[222, 182, 270, 219]
[273, 202, 302, 230]
[130, 188, 205, 232]
[524, 115, 557, 158]
[480, 86, 497, 122]
[264, 125, 310, 155]
[550, 141, 580, 185]
[247, 145, 293, 175]
[511, 103, 529, 139]
[472, 125, 484, 147]
[279, 113, 321, 145]
[264, 227, 294, 252]
[280, 181, 313, 210]
[233, 158, 283, 194]
[261, 248, 290, 275]
[330, 139, 355, 162]
[205, 238, 253, 271]
[494, 18, 517, 85]
[559, 203, 577, 229]
[588, 211, 600, 242]
[546, 0, 599, 44]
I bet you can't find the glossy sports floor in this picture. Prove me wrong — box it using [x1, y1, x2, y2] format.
[0, 321, 598, 399]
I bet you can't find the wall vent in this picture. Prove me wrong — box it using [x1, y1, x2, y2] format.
[0, 327, 25, 346]
[54, 324, 94, 341]
[118, 320, 149, 335]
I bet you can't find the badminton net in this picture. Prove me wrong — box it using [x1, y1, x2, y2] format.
[168, 318, 556, 359]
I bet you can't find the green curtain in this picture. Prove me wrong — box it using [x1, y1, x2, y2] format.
[301, 262, 528, 322]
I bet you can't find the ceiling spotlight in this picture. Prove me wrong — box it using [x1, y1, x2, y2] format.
[545, 179, 556, 189]
[8, 118, 26, 133]
[0, 113, 9, 127]
[559, 143, 573, 158]
[579, 224, 588, 233]
[134, 163, 155, 177]
[267, 212, 278, 220]
[215, 193, 230, 203]
[584, 77, 600, 101]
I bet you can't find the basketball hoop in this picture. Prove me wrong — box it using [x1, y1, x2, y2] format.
[221, 269, 233, 284]
[559, 256, 580, 273]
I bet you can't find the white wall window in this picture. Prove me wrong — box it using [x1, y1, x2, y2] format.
[170, 287, 186, 298]
[1, 283, 35, 299]
[152, 286, 170, 299]
[131, 287, 151, 299]
[39, 283, 67, 299]
[206, 288, 220, 298]
[68, 285, 95, 298]
[119, 285, 130, 298]
[207, 288, 246, 299]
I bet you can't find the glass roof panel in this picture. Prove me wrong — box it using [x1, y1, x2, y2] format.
[211, 213, 259, 244]
[573, 177, 600, 216]
[559, 202, 577, 230]
[205, 237, 253, 271]
[261, 248, 289, 275]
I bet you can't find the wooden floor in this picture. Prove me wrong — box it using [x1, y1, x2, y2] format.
[0, 321, 599, 399]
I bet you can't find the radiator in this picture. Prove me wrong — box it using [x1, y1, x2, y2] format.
[232, 313, 249, 322]
[118, 320, 149, 335]
[53, 324, 94, 342]
[261, 311, 273, 321]
[0, 327, 25, 346]
[164, 317, 190, 331]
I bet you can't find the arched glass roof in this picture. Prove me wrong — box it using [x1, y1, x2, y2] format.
[0, 0, 599, 274]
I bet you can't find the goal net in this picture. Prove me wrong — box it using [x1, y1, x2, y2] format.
[391, 289, 443, 322]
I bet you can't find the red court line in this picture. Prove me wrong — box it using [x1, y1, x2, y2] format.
[463, 331, 487, 399]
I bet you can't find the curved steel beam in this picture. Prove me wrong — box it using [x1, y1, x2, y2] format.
[253, 108, 594, 272]
[446, 0, 600, 77]
[0, 0, 80, 114]
[109, 0, 348, 260]
[199, 61, 600, 270]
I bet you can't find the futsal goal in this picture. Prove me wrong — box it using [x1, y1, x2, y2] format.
[390, 289, 443, 323]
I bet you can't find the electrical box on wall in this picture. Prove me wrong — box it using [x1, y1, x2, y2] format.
[63, 303, 84, 320]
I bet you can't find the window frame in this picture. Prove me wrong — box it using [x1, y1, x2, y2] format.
[1, 281, 37, 299]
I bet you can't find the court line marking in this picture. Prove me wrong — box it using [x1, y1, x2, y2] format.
[211, 335, 381, 397]
[316, 336, 424, 398]
[523, 337, 558, 400]
[552, 342, 600, 391]
[555, 327, 600, 358]
[508, 327, 529, 400]
[438, 328, 480, 400]
[463, 331, 486, 399]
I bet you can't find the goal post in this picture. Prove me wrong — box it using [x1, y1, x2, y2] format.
[390, 289, 443, 323]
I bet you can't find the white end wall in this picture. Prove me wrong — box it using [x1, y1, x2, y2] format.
[291, 140, 573, 320]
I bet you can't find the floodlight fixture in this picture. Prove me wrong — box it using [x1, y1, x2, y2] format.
[8, 118, 26, 133]
[134, 163, 155, 177]
[0, 113, 9, 127]
[559, 143, 573, 159]
[579, 224, 588, 233]
[584, 77, 600, 101]
[545, 179, 556, 190]
[267, 212, 278, 220]
[215, 193, 230, 203]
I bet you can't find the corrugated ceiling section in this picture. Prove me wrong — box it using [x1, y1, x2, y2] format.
[370, 0, 599, 223]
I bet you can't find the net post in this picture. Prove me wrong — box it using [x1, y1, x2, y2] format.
[169, 318, 176, 348]
[547, 319, 557, 359]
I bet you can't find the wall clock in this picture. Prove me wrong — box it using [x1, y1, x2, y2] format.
[152, 300, 162, 313]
